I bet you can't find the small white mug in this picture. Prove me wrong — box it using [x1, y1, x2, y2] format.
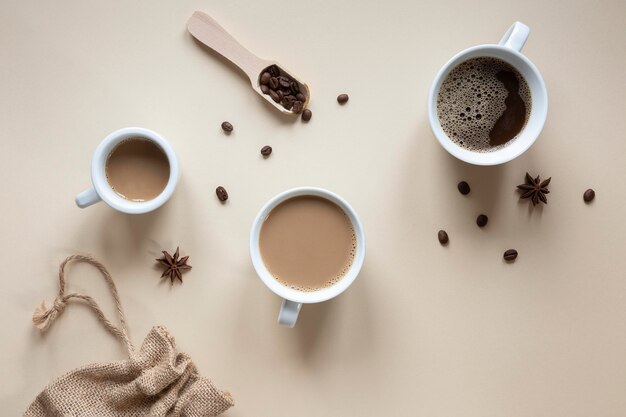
[428, 22, 548, 165]
[75, 127, 179, 214]
[250, 187, 366, 327]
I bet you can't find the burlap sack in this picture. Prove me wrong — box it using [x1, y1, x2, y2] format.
[25, 255, 234, 416]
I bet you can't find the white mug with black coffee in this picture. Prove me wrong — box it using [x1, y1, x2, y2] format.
[75, 127, 179, 214]
[428, 22, 548, 165]
[250, 187, 366, 327]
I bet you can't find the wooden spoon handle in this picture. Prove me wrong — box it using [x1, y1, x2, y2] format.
[187, 11, 266, 82]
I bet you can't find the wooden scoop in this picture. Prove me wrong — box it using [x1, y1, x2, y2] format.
[187, 11, 310, 115]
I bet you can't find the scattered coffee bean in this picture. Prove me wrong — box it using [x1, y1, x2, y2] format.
[337, 93, 349, 104]
[503, 249, 518, 262]
[292, 101, 303, 114]
[301, 108, 312, 122]
[583, 188, 595, 202]
[215, 186, 228, 202]
[457, 181, 470, 195]
[259, 65, 307, 113]
[221, 121, 233, 133]
[260, 72, 271, 85]
[476, 214, 488, 227]
[261, 145, 272, 157]
[438, 230, 449, 245]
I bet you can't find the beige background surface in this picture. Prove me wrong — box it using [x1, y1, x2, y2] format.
[1, 0, 625, 415]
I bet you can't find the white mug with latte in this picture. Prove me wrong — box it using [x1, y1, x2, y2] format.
[428, 22, 548, 165]
[75, 127, 179, 214]
[250, 187, 366, 327]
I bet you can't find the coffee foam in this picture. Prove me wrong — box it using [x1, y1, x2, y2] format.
[436, 57, 532, 152]
[273, 220, 357, 293]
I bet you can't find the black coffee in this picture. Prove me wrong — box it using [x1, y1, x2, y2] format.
[436, 57, 532, 152]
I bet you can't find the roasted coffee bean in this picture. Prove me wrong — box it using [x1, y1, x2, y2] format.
[281, 96, 295, 110]
[438, 230, 449, 245]
[261, 145, 272, 157]
[301, 108, 312, 122]
[503, 249, 518, 262]
[258, 66, 308, 113]
[221, 121, 233, 133]
[278, 76, 291, 88]
[337, 93, 349, 104]
[292, 101, 304, 114]
[215, 186, 228, 202]
[457, 181, 470, 195]
[267, 65, 280, 77]
[583, 188, 595, 202]
[269, 89, 280, 103]
[476, 214, 488, 227]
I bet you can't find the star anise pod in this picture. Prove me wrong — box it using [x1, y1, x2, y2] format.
[156, 247, 192, 284]
[517, 172, 551, 205]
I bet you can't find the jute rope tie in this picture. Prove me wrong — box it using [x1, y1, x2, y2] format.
[32, 254, 134, 354]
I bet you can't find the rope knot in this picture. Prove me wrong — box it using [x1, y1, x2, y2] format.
[32, 296, 66, 332]
[53, 297, 67, 312]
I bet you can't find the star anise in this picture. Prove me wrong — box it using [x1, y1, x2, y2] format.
[517, 172, 551, 205]
[156, 247, 192, 284]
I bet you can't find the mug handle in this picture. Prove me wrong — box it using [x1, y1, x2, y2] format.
[499, 22, 530, 52]
[278, 299, 302, 328]
[75, 187, 101, 208]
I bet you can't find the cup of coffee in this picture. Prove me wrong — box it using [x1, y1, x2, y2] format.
[428, 22, 548, 165]
[75, 127, 179, 214]
[250, 187, 366, 327]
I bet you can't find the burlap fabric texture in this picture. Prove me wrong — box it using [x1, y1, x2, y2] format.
[25, 254, 234, 416]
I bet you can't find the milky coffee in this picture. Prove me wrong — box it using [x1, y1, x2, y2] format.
[259, 196, 356, 292]
[105, 138, 170, 201]
[437, 57, 532, 152]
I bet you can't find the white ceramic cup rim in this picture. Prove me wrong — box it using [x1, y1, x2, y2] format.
[249, 187, 366, 304]
[428, 43, 548, 166]
[90, 127, 179, 214]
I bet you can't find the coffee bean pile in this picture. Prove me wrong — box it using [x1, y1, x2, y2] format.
[259, 65, 306, 114]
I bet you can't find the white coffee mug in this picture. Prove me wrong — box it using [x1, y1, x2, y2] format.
[250, 187, 366, 327]
[75, 127, 179, 214]
[428, 22, 548, 165]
